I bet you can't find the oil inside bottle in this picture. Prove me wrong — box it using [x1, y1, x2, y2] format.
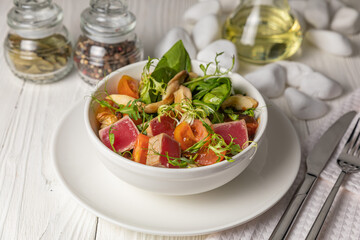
[223, 5, 302, 64]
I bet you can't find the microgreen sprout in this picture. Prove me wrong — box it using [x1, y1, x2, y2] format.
[121, 150, 133, 159]
[183, 52, 235, 86]
[140, 57, 166, 103]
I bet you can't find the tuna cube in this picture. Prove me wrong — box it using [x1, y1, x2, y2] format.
[146, 115, 177, 137]
[147, 133, 181, 168]
[99, 115, 139, 152]
[213, 119, 249, 149]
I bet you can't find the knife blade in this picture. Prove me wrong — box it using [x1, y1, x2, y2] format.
[270, 110, 356, 240]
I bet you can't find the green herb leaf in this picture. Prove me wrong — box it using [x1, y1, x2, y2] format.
[185, 56, 233, 123]
[108, 125, 116, 152]
[224, 108, 240, 121]
[242, 108, 255, 117]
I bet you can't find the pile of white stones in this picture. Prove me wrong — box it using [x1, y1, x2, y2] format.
[245, 61, 342, 120]
[291, 0, 359, 56]
[154, 0, 357, 120]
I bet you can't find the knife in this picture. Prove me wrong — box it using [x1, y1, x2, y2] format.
[269, 111, 356, 240]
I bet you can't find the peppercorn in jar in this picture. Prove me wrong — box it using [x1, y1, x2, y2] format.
[74, 0, 143, 85]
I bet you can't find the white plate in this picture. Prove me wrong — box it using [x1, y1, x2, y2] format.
[52, 100, 301, 236]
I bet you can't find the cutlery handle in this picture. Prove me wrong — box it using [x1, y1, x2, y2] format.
[305, 171, 347, 240]
[270, 173, 317, 240]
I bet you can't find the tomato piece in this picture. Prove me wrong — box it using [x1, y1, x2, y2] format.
[174, 122, 197, 150]
[191, 119, 210, 142]
[133, 134, 149, 164]
[174, 120, 211, 150]
[117, 75, 139, 99]
[246, 122, 258, 140]
[195, 147, 225, 166]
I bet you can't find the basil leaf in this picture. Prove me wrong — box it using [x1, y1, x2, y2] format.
[224, 108, 240, 121]
[192, 77, 231, 110]
[148, 40, 191, 102]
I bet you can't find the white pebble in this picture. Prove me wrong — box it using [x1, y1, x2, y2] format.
[277, 61, 313, 88]
[192, 14, 221, 50]
[304, 0, 330, 29]
[289, 0, 308, 13]
[328, 0, 346, 16]
[183, 0, 221, 25]
[298, 72, 343, 100]
[285, 88, 329, 120]
[219, 0, 240, 13]
[198, 0, 240, 13]
[244, 63, 286, 98]
[197, 39, 239, 72]
[154, 27, 197, 59]
[331, 7, 360, 35]
[306, 29, 353, 57]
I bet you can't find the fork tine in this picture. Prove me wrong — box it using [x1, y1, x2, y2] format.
[344, 118, 360, 154]
[353, 127, 360, 157]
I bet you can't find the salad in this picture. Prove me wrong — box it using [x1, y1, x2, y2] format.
[92, 40, 260, 168]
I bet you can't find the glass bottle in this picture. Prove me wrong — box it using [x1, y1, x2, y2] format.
[223, 0, 302, 64]
[4, 0, 73, 83]
[74, 0, 143, 86]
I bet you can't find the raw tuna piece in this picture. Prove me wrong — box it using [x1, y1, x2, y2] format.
[99, 115, 139, 152]
[147, 133, 181, 168]
[146, 115, 177, 137]
[213, 119, 249, 149]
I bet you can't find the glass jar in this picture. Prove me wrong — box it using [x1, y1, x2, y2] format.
[223, 0, 302, 64]
[74, 0, 143, 86]
[4, 0, 73, 83]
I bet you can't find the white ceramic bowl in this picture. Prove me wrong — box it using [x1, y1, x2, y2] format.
[84, 60, 268, 196]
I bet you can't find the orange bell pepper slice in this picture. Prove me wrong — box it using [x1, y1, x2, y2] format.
[133, 134, 149, 164]
[117, 75, 139, 99]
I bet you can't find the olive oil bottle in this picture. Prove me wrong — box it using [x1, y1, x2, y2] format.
[223, 3, 302, 64]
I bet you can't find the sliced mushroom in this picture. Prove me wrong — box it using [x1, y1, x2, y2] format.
[189, 72, 198, 79]
[144, 95, 174, 113]
[174, 85, 192, 112]
[106, 94, 145, 109]
[162, 70, 189, 100]
[221, 95, 258, 111]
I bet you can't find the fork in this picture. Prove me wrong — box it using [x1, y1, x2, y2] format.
[306, 117, 360, 240]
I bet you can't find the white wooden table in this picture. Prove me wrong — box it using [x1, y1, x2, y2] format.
[1, 0, 360, 239]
